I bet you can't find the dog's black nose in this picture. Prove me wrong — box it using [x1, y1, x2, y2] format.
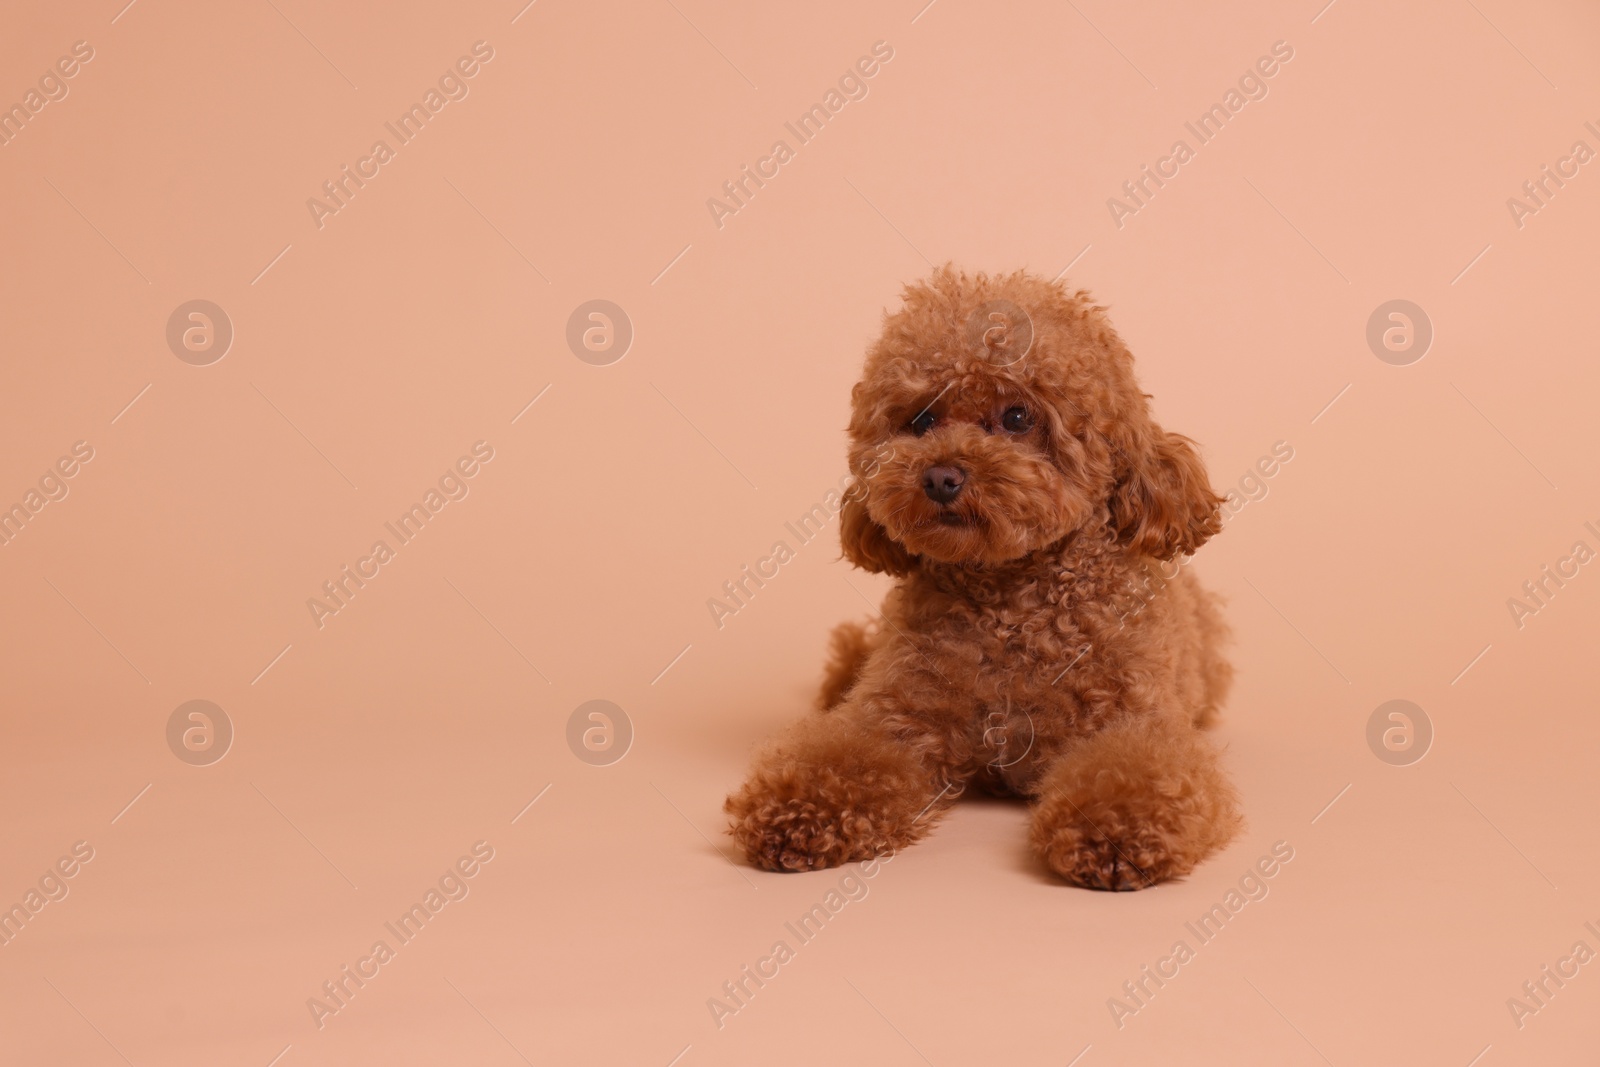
[921, 465, 965, 504]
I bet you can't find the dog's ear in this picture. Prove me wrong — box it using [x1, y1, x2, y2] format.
[840, 489, 916, 576]
[1109, 424, 1223, 561]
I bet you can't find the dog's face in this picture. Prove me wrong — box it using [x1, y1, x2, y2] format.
[841, 268, 1221, 574]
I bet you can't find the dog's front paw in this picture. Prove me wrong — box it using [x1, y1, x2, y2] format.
[724, 711, 954, 872]
[1032, 816, 1176, 891]
[1029, 715, 1243, 890]
[725, 794, 860, 873]
[724, 760, 939, 873]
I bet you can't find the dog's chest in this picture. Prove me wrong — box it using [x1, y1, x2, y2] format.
[901, 554, 1140, 736]
[923, 584, 1091, 705]
[949, 601, 1084, 790]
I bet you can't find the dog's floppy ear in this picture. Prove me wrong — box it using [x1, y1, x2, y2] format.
[840, 489, 916, 576]
[1108, 422, 1223, 561]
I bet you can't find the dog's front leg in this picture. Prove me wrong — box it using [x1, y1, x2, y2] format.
[1029, 712, 1242, 890]
[724, 666, 966, 873]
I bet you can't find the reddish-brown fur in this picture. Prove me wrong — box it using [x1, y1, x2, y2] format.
[724, 267, 1242, 889]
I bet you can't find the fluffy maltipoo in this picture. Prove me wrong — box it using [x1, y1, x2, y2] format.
[724, 267, 1241, 889]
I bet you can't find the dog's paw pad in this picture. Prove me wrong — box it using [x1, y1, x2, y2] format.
[1037, 827, 1172, 891]
[729, 799, 851, 873]
[1060, 837, 1159, 891]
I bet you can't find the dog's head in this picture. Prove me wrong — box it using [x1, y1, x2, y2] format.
[841, 267, 1221, 575]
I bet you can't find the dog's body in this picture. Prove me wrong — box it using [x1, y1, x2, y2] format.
[725, 268, 1242, 889]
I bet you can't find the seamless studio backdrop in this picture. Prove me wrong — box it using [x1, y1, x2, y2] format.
[2, 1, 1600, 1065]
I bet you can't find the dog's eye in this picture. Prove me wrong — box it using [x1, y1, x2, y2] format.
[909, 410, 938, 436]
[1001, 406, 1032, 433]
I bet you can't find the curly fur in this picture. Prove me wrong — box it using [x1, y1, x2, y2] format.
[724, 267, 1243, 889]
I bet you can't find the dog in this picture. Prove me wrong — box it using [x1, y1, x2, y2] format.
[723, 267, 1242, 889]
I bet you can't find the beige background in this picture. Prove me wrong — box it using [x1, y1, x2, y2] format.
[2, 0, 1598, 1063]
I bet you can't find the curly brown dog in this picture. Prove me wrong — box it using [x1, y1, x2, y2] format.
[724, 267, 1242, 890]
